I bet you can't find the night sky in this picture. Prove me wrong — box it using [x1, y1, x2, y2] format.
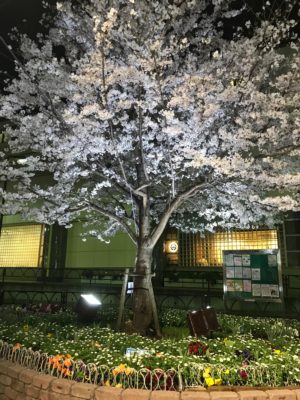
[0, 0, 55, 87]
[0, 0, 299, 90]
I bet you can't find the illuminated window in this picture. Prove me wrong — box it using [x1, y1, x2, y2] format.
[0, 224, 44, 267]
[167, 229, 278, 267]
[196, 230, 278, 267]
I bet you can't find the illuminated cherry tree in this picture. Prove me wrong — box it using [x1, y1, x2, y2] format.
[0, 0, 299, 334]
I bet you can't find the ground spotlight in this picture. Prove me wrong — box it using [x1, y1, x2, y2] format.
[75, 294, 101, 322]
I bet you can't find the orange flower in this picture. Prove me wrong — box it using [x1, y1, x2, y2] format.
[64, 358, 72, 367]
[48, 357, 54, 366]
[12, 343, 21, 352]
[62, 368, 72, 377]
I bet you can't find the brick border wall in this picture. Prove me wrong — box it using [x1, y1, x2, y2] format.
[1, 360, 300, 400]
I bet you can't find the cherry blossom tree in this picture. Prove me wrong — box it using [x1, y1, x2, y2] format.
[0, 0, 299, 334]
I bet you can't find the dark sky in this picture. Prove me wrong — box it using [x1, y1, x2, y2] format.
[0, 0, 52, 85]
[0, 0, 299, 89]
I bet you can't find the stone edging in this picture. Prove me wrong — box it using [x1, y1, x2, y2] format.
[1, 360, 300, 399]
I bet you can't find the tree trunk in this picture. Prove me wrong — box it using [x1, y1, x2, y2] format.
[132, 245, 155, 336]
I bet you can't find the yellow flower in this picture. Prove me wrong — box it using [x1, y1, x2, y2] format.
[205, 377, 215, 387]
[225, 369, 230, 375]
[113, 364, 127, 376]
[104, 380, 111, 387]
[203, 367, 211, 378]
[205, 377, 222, 387]
[47, 333, 53, 338]
[115, 383, 122, 388]
[273, 349, 281, 355]
[125, 367, 134, 376]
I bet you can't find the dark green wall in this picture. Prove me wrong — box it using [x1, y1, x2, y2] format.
[65, 223, 136, 268]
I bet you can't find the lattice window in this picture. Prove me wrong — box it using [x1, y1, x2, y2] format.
[196, 230, 278, 267]
[170, 229, 278, 267]
[0, 224, 44, 267]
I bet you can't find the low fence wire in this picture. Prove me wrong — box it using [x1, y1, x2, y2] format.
[0, 340, 294, 389]
[0, 340, 182, 390]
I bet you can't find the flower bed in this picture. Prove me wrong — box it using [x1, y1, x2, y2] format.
[0, 306, 300, 390]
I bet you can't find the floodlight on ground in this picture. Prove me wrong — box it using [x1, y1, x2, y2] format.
[80, 294, 101, 305]
[75, 293, 101, 322]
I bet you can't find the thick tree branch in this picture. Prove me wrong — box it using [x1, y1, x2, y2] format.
[88, 201, 138, 245]
[137, 87, 149, 184]
[149, 181, 211, 248]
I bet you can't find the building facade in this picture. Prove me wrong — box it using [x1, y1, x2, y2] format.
[0, 213, 299, 316]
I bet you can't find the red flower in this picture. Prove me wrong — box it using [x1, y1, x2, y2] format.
[188, 341, 208, 356]
[239, 370, 248, 380]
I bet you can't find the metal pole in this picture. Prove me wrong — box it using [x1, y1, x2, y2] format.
[116, 268, 129, 331]
[147, 274, 162, 338]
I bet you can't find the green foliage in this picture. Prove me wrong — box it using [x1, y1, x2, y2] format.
[160, 308, 187, 327]
[162, 326, 189, 339]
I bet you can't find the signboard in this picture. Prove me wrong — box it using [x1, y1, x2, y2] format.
[223, 249, 283, 302]
[187, 308, 220, 337]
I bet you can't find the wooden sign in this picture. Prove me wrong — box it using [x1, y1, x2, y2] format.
[187, 308, 219, 337]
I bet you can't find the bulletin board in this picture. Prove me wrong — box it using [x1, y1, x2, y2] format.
[223, 250, 283, 302]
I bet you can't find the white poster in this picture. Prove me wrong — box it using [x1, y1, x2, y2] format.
[224, 254, 234, 266]
[252, 284, 261, 297]
[234, 267, 243, 279]
[233, 256, 242, 266]
[270, 285, 279, 298]
[252, 268, 261, 281]
[242, 254, 251, 266]
[226, 267, 235, 278]
[234, 280, 243, 292]
[261, 284, 271, 297]
[243, 280, 252, 292]
[242, 267, 251, 279]
[268, 254, 277, 267]
[226, 279, 235, 292]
